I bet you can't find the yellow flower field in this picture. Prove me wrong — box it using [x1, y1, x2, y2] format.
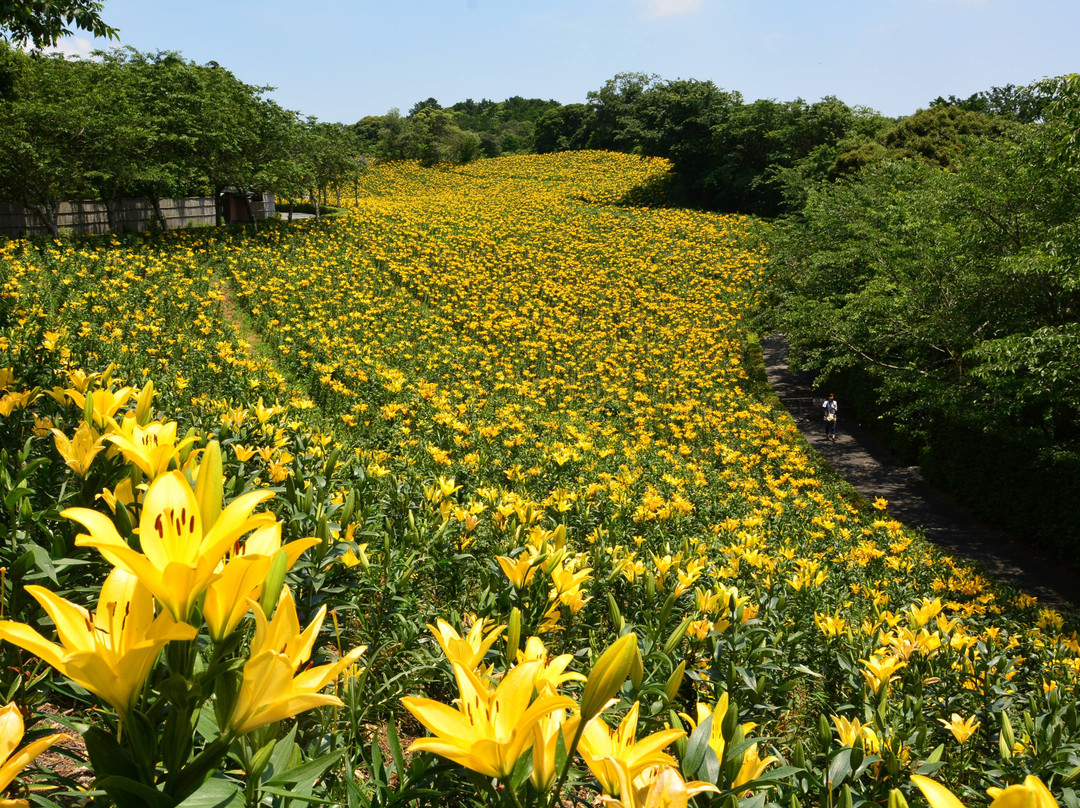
[0, 151, 1076, 807]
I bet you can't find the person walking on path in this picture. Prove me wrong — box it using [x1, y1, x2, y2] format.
[823, 393, 839, 441]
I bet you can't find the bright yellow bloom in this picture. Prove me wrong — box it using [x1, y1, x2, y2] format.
[549, 560, 592, 598]
[911, 773, 1059, 808]
[940, 713, 980, 744]
[497, 552, 538, 589]
[106, 419, 197, 479]
[227, 589, 365, 735]
[203, 524, 319, 641]
[832, 715, 866, 748]
[0, 568, 195, 717]
[570, 702, 685, 797]
[50, 422, 106, 477]
[402, 659, 574, 780]
[530, 708, 565, 791]
[518, 635, 586, 695]
[0, 702, 69, 806]
[861, 654, 906, 694]
[64, 470, 275, 621]
[678, 692, 730, 761]
[65, 386, 134, 428]
[733, 742, 779, 793]
[203, 554, 272, 641]
[600, 762, 719, 808]
[815, 612, 847, 638]
[428, 618, 504, 671]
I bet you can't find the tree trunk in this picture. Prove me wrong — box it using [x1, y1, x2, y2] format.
[30, 200, 60, 238]
[150, 197, 168, 230]
[240, 189, 257, 233]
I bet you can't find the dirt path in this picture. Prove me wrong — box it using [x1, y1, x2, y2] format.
[762, 335, 1079, 614]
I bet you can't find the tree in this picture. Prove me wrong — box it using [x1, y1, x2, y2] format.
[294, 119, 362, 219]
[930, 83, 1049, 124]
[831, 106, 1004, 175]
[0, 48, 98, 235]
[533, 103, 590, 153]
[769, 113, 1080, 554]
[585, 71, 659, 150]
[0, 0, 116, 48]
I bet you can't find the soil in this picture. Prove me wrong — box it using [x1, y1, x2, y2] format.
[762, 335, 1080, 615]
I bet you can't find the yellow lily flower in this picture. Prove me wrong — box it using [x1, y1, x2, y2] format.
[50, 422, 106, 477]
[733, 742, 779, 794]
[678, 692, 731, 761]
[105, 419, 197, 480]
[97, 477, 138, 514]
[832, 715, 867, 748]
[496, 552, 538, 589]
[530, 708, 566, 791]
[204, 524, 320, 641]
[227, 589, 365, 735]
[65, 386, 134, 428]
[518, 635, 586, 695]
[600, 761, 719, 808]
[0, 569, 195, 717]
[569, 702, 685, 797]
[428, 617, 504, 671]
[912, 773, 1059, 807]
[986, 777, 1059, 807]
[0, 702, 69, 805]
[860, 654, 906, 694]
[64, 470, 275, 621]
[549, 559, 592, 598]
[940, 713, 980, 744]
[0, 390, 38, 418]
[402, 659, 574, 780]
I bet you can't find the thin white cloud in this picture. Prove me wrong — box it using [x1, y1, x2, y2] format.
[22, 36, 98, 59]
[635, 0, 705, 19]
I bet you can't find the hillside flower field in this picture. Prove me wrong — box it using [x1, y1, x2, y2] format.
[0, 152, 1077, 807]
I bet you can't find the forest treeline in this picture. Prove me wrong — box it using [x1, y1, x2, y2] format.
[766, 75, 1080, 561]
[0, 44, 361, 235]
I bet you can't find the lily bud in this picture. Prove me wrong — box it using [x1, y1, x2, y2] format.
[260, 550, 288, 619]
[629, 639, 644, 690]
[664, 660, 686, 704]
[505, 607, 522, 662]
[581, 632, 637, 721]
[662, 617, 691, 656]
[134, 380, 154, 425]
[194, 440, 223, 531]
[607, 592, 624, 633]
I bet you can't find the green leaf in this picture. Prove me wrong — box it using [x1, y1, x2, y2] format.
[174, 776, 245, 808]
[386, 715, 406, 778]
[259, 785, 337, 804]
[827, 747, 853, 789]
[265, 750, 342, 788]
[94, 775, 175, 808]
[682, 714, 713, 778]
[28, 543, 59, 584]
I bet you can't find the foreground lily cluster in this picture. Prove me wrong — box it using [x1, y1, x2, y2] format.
[0, 373, 364, 804]
[0, 152, 1078, 806]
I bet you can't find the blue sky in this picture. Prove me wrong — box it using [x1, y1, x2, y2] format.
[54, 0, 1078, 123]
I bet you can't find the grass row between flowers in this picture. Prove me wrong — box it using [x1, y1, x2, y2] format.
[0, 151, 1077, 807]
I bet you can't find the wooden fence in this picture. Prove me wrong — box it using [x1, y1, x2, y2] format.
[0, 193, 276, 237]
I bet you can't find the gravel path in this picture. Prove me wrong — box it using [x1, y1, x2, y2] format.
[762, 335, 1079, 614]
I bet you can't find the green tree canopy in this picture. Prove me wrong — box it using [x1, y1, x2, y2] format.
[0, 0, 116, 48]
